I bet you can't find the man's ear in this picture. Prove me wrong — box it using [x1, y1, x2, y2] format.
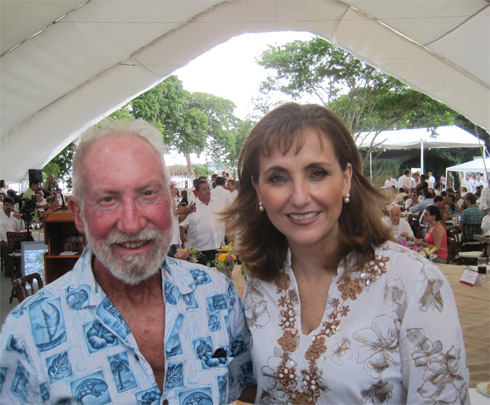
[69, 198, 86, 234]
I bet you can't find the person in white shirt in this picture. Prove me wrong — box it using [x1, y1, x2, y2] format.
[404, 191, 419, 211]
[397, 169, 411, 192]
[211, 176, 233, 205]
[384, 173, 397, 189]
[227, 179, 238, 200]
[180, 180, 226, 265]
[0, 179, 7, 195]
[475, 173, 485, 189]
[463, 174, 474, 193]
[209, 173, 218, 190]
[0, 197, 24, 276]
[479, 179, 490, 213]
[187, 176, 207, 205]
[383, 205, 414, 240]
[427, 172, 436, 189]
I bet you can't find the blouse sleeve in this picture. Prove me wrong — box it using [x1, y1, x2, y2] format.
[398, 262, 470, 403]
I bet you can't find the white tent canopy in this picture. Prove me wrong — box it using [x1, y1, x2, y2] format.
[357, 126, 484, 174]
[446, 158, 490, 181]
[1, 0, 489, 182]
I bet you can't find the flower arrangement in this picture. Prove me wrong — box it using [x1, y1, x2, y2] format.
[174, 248, 201, 263]
[213, 245, 238, 268]
[211, 245, 238, 278]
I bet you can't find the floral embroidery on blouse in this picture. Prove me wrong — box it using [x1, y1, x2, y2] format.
[262, 254, 389, 404]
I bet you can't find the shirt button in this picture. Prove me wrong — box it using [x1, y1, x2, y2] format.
[135, 354, 139, 361]
[163, 400, 169, 405]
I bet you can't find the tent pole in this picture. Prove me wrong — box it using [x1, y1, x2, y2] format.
[421, 141, 424, 173]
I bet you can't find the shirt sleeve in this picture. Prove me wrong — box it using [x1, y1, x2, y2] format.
[224, 278, 256, 402]
[398, 263, 470, 403]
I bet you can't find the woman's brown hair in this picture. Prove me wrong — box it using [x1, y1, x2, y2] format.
[222, 103, 392, 281]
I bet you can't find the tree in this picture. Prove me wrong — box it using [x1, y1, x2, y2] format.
[42, 142, 77, 189]
[254, 37, 459, 164]
[188, 92, 239, 163]
[126, 75, 249, 176]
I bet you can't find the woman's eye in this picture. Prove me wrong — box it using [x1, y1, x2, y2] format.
[268, 174, 288, 184]
[311, 169, 328, 179]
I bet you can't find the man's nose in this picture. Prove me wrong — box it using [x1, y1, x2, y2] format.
[117, 200, 146, 234]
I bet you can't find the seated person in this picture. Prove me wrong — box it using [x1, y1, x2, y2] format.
[409, 189, 434, 214]
[459, 192, 485, 243]
[0, 197, 23, 276]
[394, 188, 407, 204]
[42, 196, 61, 219]
[433, 195, 449, 224]
[382, 205, 414, 241]
[414, 206, 448, 263]
[404, 189, 418, 210]
[43, 174, 59, 197]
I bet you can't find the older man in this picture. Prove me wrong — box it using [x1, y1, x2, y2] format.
[180, 180, 226, 265]
[383, 205, 414, 240]
[0, 120, 255, 403]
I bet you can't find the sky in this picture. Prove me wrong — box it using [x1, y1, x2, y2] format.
[165, 31, 315, 166]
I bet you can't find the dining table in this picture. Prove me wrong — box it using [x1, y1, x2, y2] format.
[437, 264, 489, 391]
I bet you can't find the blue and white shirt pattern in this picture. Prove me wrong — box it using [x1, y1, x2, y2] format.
[0, 248, 255, 404]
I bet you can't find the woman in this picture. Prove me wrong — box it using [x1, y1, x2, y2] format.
[223, 103, 469, 403]
[414, 205, 448, 263]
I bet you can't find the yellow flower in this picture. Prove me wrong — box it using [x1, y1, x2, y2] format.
[218, 253, 228, 263]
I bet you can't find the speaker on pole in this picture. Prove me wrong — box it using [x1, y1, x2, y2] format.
[28, 169, 43, 185]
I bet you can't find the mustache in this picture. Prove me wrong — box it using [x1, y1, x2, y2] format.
[105, 227, 163, 244]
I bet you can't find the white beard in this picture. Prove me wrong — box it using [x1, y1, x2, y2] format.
[83, 221, 171, 285]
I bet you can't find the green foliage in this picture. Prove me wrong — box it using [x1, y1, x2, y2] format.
[254, 36, 488, 173]
[113, 75, 252, 176]
[42, 142, 77, 189]
[192, 164, 212, 178]
[256, 37, 424, 138]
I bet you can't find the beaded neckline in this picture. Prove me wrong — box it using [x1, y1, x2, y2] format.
[265, 255, 389, 404]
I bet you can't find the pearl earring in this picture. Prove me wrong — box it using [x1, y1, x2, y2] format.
[344, 193, 350, 204]
[258, 201, 264, 212]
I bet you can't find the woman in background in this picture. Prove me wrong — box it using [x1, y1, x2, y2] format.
[414, 205, 448, 263]
[223, 103, 468, 404]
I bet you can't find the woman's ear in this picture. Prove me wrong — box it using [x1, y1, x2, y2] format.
[251, 176, 261, 201]
[342, 163, 353, 197]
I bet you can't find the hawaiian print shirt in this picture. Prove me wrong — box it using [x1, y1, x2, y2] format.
[0, 248, 255, 404]
[244, 242, 469, 404]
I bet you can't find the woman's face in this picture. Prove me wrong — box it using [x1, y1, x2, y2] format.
[253, 128, 352, 252]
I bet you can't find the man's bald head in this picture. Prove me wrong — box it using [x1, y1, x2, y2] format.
[389, 205, 402, 225]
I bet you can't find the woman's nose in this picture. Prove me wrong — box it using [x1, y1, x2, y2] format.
[289, 180, 310, 207]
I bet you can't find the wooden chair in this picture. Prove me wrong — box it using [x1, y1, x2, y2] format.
[451, 229, 483, 265]
[6, 231, 30, 280]
[12, 272, 44, 303]
[446, 237, 455, 264]
[461, 222, 483, 251]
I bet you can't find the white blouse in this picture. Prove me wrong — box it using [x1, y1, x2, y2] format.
[244, 241, 470, 404]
